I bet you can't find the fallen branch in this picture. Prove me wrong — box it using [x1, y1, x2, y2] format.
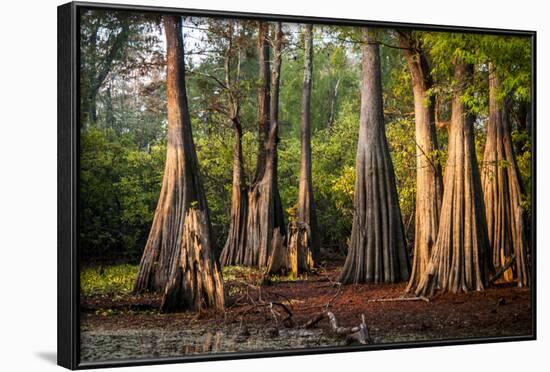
[271, 302, 293, 320]
[327, 312, 371, 344]
[490, 254, 517, 283]
[303, 312, 325, 329]
[325, 283, 342, 311]
[266, 301, 294, 327]
[301, 311, 371, 344]
[368, 296, 430, 303]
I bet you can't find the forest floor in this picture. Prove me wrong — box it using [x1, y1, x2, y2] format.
[79, 258, 533, 363]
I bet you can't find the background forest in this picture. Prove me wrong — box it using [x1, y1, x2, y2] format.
[79, 9, 532, 269]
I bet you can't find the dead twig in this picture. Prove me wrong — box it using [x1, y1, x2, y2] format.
[368, 296, 430, 303]
[325, 283, 343, 311]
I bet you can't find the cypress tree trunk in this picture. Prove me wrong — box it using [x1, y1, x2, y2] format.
[399, 32, 443, 293]
[339, 29, 410, 284]
[220, 118, 248, 266]
[253, 22, 271, 183]
[481, 66, 530, 287]
[283, 24, 318, 276]
[219, 24, 249, 267]
[416, 60, 489, 297]
[245, 22, 286, 268]
[269, 22, 287, 241]
[135, 16, 224, 313]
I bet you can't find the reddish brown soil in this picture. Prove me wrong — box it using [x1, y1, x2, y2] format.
[81, 260, 533, 345]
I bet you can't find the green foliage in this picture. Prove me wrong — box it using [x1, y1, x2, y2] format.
[277, 136, 300, 214]
[80, 128, 164, 262]
[386, 118, 417, 236]
[331, 165, 355, 217]
[222, 265, 260, 282]
[80, 264, 138, 297]
[311, 101, 359, 248]
[512, 129, 532, 215]
[280, 26, 360, 135]
[194, 131, 233, 246]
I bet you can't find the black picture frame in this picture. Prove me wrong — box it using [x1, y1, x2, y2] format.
[57, 1, 537, 369]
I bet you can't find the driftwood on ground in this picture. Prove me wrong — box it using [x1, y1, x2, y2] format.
[301, 311, 371, 345]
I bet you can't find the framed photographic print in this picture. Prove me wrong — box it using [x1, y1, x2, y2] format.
[57, 1, 536, 369]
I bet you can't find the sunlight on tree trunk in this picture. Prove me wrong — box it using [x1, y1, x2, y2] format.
[135, 16, 224, 312]
[416, 60, 489, 297]
[399, 32, 443, 293]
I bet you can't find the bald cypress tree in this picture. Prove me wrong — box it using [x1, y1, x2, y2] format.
[481, 66, 529, 287]
[218, 23, 249, 267]
[271, 24, 318, 275]
[244, 22, 286, 268]
[339, 29, 410, 284]
[134, 15, 224, 312]
[416, 60, 490, 297]
[398, 31, 443, 293]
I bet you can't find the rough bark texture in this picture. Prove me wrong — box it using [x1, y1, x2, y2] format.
[399, 32, 443, 293]
[245, 22, 286, 268]
[339, 29, 410, 284]
[481, 67, 530, 287]
[246, 123, 284, 267]
[161, 208, 225, 312]
[135, 16, 224, 313]
[415, 61, 490, 297]
[265, 228, 288, 273]
[284, 24, 318, 276]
